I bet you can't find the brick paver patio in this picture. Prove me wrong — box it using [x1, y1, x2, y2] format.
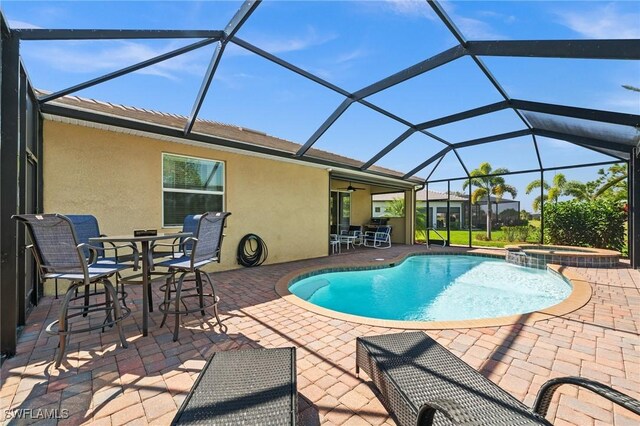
[1, 246, 638, 425]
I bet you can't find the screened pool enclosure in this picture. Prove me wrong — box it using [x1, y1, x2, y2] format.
[1, 0, 638, 356]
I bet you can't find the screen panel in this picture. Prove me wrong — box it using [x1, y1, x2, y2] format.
[233, 0, 459, 92]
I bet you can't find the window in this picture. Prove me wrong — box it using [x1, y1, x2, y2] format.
[162, 153, 224, 226]
[374, 207, 381, 213]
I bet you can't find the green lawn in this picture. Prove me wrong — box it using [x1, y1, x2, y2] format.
[416, 227, 539, 248]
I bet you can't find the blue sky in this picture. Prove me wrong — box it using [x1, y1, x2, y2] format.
[3, 0, 639, 208]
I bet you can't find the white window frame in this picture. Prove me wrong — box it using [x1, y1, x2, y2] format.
[162, 152, 225, 228]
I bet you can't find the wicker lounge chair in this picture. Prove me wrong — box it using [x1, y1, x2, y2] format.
[356, 332, 640, 426]
[172, 347, 297, 425]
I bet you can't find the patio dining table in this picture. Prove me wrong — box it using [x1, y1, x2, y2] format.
[90, 232, 191, 336]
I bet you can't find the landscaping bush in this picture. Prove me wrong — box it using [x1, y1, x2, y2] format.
[527, 225, 541, 243]
[501, 225, 530, 242]
[543, 199, 625, 250]
[474, 232, 490, 241]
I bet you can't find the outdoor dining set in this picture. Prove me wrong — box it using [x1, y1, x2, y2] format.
[13, 211, 231, 368]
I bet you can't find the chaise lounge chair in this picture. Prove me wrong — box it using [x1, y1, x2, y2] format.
[356, 332, 640, 426]
[172, 347, 297, 425]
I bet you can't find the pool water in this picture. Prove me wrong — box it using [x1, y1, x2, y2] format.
[289, 255, 572, 321]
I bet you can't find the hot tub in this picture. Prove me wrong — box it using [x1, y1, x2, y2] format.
[505, 244, 620, 269]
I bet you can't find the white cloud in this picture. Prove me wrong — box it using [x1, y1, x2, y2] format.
[439, 1, 506, 40]
[379, 0, 436, 20]
[237, 26, 337, 55]
[476, 10, 517, 25]
[335, 48, 369, 64]
[555, 3, 640, 39]
[8, 20, 41, 29]
[23, 40, 211, 80]
[454, 16, 505, 40]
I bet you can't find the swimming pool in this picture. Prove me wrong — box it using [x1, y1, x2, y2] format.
[288, 255, 572, 322]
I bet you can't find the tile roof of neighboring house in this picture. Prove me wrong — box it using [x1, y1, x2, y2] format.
[373, 190, 468, 202]
[373, 189, 518, 203]
[41, 91, 411, 180]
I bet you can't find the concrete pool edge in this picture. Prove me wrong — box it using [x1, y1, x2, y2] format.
[274, 251, 593, 330]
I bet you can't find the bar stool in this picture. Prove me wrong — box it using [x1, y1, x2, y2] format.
[157, 212, 231, 341]
[13, 214, 131, 368]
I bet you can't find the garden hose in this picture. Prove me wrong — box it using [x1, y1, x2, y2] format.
[237, 234, 268, 267]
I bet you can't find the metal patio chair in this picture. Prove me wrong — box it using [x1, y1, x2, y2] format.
[13, 214, 130, 368]
[151, 214, 200, 259]
[144, 214, 202, 311]
[157, 212, 231, 341]
[363, 225, 392, 249]
[66, 214, 139, 306]
[356, 332, 640, 426]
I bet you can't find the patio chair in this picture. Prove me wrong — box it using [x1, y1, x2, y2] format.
[351, 225, 364, 246]
[330, 233, 341, 254]
[356, 332, 640, 426]
[341, 225, 363, 248]
[172, 347, 297, 425]
[13, 214, 130, 368]
[151, 214, 201, 259]
[363, 225, 392, 249]
[157, 212, 231, 341]
[66, 214, 139, 306]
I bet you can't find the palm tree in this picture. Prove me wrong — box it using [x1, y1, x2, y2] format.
[462, 162, 517, 240]
[525, 173, 567, 212]
[384, 197, 405, 217]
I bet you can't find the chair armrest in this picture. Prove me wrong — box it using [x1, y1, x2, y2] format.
[417, 399, 471, 425]
[85, 243, 140, 271]
[151, 240, 180, 251]
[533, 376, 640, 419]
[364, 231, 376, 237]
[182, 236, 198, 246]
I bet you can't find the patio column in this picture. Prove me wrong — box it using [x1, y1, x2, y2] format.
[0, 27, 20, 356]
[631, 148, 639, 269]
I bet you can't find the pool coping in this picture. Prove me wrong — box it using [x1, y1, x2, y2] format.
[274, 251, 592, 330]
[504, 244, 620, 258]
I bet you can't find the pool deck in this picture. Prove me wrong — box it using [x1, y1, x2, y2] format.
[1, 245, 638, 425]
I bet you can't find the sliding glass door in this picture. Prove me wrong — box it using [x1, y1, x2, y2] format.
[330, 191, 351, 234]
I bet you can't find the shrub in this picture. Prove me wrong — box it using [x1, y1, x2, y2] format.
[527, 225, 541, 243]
[543, 199, 625, 250]
[474, 232, 490, 241]
[501, 225, 530, 242]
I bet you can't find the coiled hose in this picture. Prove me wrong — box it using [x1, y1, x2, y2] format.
[237, 234, 268, 267]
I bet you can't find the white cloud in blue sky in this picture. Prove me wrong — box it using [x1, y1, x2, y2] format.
[554, 2, 640, 38]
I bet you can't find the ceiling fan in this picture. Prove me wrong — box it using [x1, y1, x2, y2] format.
[338, 182, 366, 192]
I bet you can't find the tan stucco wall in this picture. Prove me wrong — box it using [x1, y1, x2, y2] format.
[43, 121, 329, 277]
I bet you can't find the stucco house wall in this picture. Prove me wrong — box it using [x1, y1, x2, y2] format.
[43, 120, 329, 286]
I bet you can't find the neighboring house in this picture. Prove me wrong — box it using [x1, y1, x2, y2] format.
[373, 190, 466, 229]
[373, 189, 520, 229]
